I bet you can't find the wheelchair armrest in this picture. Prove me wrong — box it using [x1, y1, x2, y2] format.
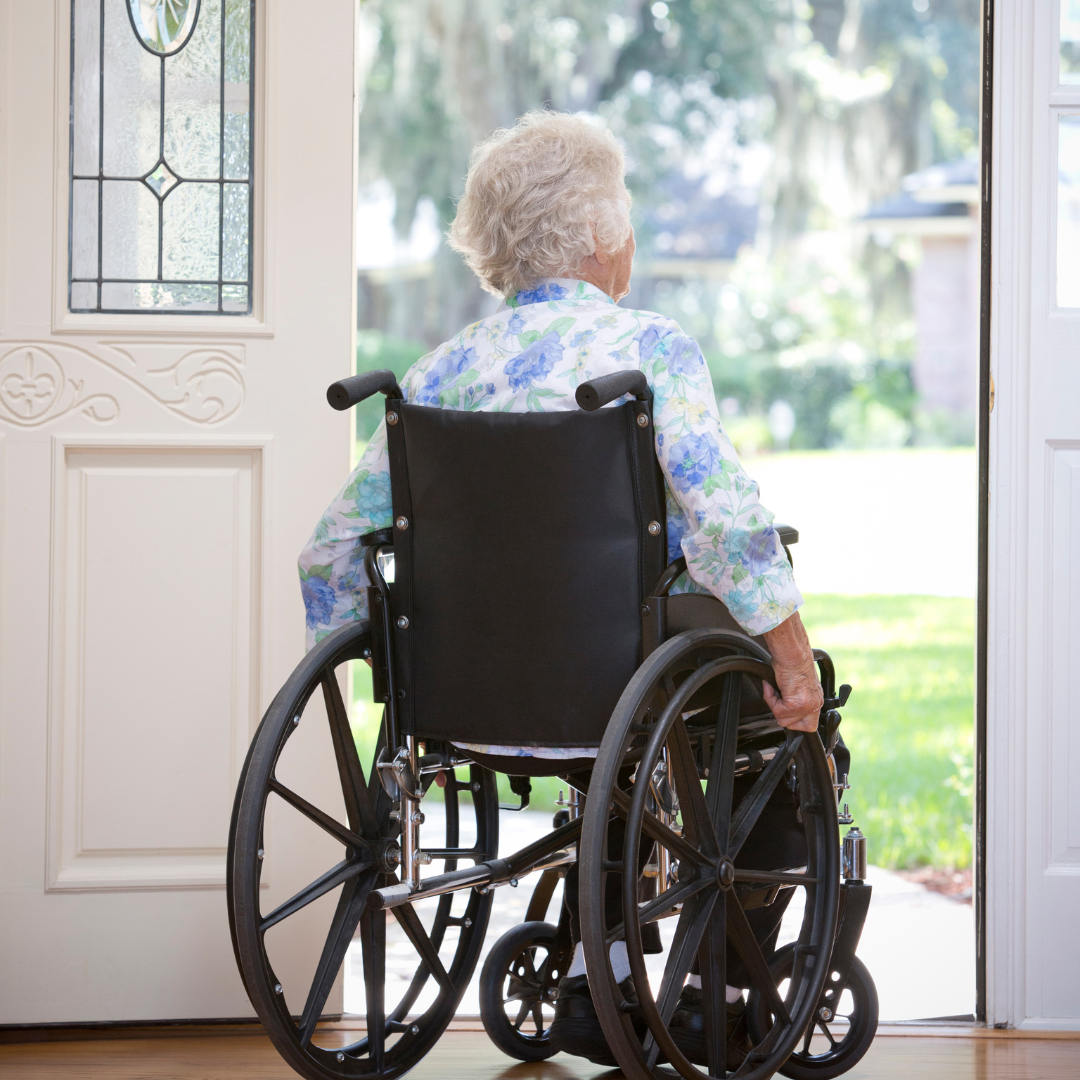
[575, 369, 650, 410]
[327, 368, 404, 410]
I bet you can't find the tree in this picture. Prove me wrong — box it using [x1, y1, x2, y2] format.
[356, 0, 980, 346]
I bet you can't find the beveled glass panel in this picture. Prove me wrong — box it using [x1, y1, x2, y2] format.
[224, 0, 249, 81]
[222, 283, 247, 311]
[163, 0, 221, 179]
[69, 0, 254, 314]
[128, 0, 200, 55]
[222, 183, 248, 280]
[71, 282, 99, 309]
[162, 181, 220, 280]
[1058, 115, 1080, 307]
[101, 180, 159, 278]
[223, 108, 249, 180]
[223, 0, 251, 179]
[101, 280, 218, 309]
[72, 0, 102, 176]
[71, 180, 100, 279]
[102, 0, 162, 176]
[1063, 1, 1080, 84]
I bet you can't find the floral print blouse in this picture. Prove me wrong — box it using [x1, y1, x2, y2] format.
[299, 279, 802, 754]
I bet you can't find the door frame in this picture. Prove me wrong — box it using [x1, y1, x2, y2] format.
[975, 0, 993, 1028]
[983, 0, 1080, 1031]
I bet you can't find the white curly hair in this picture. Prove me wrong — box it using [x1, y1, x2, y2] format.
[447, 111, 632, 298]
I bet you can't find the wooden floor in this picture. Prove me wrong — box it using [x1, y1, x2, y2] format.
[0, 1029, 1077, 1079]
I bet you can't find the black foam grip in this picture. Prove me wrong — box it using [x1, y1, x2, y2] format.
[575, 369, 650, 411]
[326, 369, 403, 410]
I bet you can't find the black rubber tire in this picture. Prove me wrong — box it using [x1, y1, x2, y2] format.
[228, 620, 499, 1080]
[479, 921, 560, 1061]
[579, 627, 842, 1080]
[748, 945, 878, 1080]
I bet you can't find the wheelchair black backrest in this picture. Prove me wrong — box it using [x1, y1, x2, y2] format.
[380, 397, 666, 748]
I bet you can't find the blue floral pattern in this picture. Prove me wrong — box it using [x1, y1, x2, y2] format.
[299, 278, 801, 655]
[504, 331, 563, 392]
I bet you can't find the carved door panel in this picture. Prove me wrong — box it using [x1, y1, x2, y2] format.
[0, 1, 357, 1021]
[989, 1, 1080, 1027]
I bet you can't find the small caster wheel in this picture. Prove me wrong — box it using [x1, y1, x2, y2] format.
[747, 944, 879, 1080]
[479, 921, 561, 1061]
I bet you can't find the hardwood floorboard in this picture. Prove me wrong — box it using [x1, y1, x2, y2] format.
[1, 1030, 1077, 1079]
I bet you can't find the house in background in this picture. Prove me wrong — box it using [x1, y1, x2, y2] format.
[629, 173, 758, 302]
[864, 158, 981, 434]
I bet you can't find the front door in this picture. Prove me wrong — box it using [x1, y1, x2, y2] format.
[0, 0, 358, 1022]
[988, 0, 1080, 1027]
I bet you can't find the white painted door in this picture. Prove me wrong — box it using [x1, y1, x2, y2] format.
[988, 0, 1080, 1029]
[0, 0, 358, 1022]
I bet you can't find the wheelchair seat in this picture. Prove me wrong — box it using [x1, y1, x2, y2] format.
[227, 367, 877, 1080]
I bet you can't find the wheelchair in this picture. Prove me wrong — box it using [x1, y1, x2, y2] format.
[227, 367, 878, 1080]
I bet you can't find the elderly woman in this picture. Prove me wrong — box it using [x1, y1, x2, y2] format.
[299, 111, 822, 1068]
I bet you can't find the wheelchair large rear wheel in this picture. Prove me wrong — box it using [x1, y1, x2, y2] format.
[228, 620, 498, 1080]
[580, 628, 840, 1080]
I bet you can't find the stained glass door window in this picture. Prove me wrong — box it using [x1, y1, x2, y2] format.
[69, 0, 254, 314]
[1063, 0, 1080, 84]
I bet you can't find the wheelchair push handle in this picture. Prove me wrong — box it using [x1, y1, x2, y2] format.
[326, 368, 404, 411]
[575, 369, 650, 411]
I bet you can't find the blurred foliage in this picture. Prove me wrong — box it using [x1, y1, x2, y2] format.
[356, 0, 981, 339]
[800, 593, 975, 870]
[353, 330, 429, 443]
[702, 247, 923, 451]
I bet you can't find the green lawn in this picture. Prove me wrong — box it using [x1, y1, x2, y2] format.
[800, 594, 975, 870]
[350, 593, 975, 871]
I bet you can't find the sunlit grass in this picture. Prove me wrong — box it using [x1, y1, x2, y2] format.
[800, 594, 975, 870]
[349, 594, 975, 870]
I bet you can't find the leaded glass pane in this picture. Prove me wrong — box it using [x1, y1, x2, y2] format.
[69, 0, 255, 314]
[1058, 115, 1080, 307]
[1063, 0, 1080, 83]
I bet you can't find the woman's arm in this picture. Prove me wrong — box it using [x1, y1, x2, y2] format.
[639, 324, 820, 729]
[297, 422, 393, 651]
[642, 326, 803, 635]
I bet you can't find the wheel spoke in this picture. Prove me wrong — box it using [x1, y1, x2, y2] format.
[531, 1001, 546, 1036]
[359, 908, 386, 1070]
[259, 858, 368, 932]
[732, 869, 819, 886]
[707, 674, 741, 856]
[605, 873, 712, 948]
[392, 903, 454, 990]
[611, 788, 707, 868]
[643, 890, 718, 1069]
[667, 717, 720, 861]
[267, 777, 369, 851]
[818, 1020, 838, 1048]
[298, 868, 378, 1047]
[517, 950, 537, 980]
[728, 734, 802, 859]
[386, 892, 455, 1022]
[725, 892, 790, 1025]
[322, 672, 378, 839]
[697, 891, 728, 1078]
[801, 1021, 815, 1055]
[512, 999, 531, 1031]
